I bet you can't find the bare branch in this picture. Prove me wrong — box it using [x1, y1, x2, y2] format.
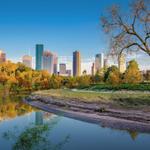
[101, 0, 150, 56]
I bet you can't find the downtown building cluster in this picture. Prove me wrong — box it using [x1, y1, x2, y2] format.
[35, 44, 127, 76]
[0, 46, 147, 77]
[35, 44, 72, 76]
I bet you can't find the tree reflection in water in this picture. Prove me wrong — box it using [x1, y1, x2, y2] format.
[127, 130, 139, 141]
[3, 114, 70, 150]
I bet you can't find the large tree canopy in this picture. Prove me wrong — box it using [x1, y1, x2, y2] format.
[101, 0, 150, 56]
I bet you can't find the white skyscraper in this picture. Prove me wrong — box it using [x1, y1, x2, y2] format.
[95, 53, 104, 72]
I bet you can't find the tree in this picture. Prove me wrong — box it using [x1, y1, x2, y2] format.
[0, 72, 9, 86]
[82, 70, 87, 75]
[49, 75, 62, 89]
[63, 77, 78, 88]
[101, 0, 150, 56]
[123, 60, 142, 84]
[77, 75, 91, 87]
[105, 66, 121, 84]
[92, 70, 104, 83]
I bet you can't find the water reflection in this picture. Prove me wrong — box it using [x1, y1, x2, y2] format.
[128, 130, 139, 140]
[0, 94, 33, 122]
[0, 93, 69, 150]
[2, 111, 70, 150]
[0, 93, 150, 150]
[35, 112, 43, 125]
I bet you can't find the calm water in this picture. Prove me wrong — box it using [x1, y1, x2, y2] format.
[0, 94, 150, 150]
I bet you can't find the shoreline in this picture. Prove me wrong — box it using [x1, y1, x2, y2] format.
[24, 94, 150, 133]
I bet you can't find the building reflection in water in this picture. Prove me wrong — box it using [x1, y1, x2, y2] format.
[35, 111, 57, 125]
[35, 111, 44, 125]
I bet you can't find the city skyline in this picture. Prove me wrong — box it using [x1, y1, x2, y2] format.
[0, 47, 150, 75]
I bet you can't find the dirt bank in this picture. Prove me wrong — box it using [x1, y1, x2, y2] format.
[24, 94, 150, 133]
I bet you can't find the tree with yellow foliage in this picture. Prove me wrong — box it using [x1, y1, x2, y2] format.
[105, 66, 121, 85]
[123, 60, 142, 84]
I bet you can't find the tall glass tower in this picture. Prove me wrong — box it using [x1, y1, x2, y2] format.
[36, 44, 44, 70]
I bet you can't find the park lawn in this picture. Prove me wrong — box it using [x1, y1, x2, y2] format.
[79, 83, 150, 91]
[33, 89, 150, 108]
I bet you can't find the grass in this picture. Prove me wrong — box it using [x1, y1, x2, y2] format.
[34, 89, 150, 108]
[79, 83, 150, 91]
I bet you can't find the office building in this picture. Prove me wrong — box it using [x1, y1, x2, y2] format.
[59, 63, 66, 75]
[53, 54, 58, 74]
[95, 53, 104, 72]
[91, 63, 95, 75]
[66, 69, 71, 76]
[22, 55, 32, 68]
[36, 44, 44, 70]
[73, 51, 81, 76]
[0, 50, 6, 63]
[42, 51, 54, 74]
[104, 58, 108, 69]
[118, 54, 126, 73]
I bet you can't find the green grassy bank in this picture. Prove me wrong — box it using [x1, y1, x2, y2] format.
[78, 83, 150, 91]
[34, 89, 150, 108]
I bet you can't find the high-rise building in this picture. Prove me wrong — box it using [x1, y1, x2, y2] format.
[36, 44, 44, 70]
[22, 55, 32, 68]
[66, 69, 71, 76]
[118, 54, 126, 73]
[73, 51, 81, 76]
[42, 51, 54, 74]
[0, 50, 6, 63]
[53, 54, 58, 74]
[95, 53, 104, 72]
[91, 63, 95, 76]
[104, 58, 108, 69]
[59, 63, 66, 75]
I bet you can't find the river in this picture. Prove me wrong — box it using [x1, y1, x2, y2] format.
[0, 93, 150, 150]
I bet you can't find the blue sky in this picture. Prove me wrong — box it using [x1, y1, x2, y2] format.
[1, 0, 149, 72]
[0, 0, 130, 61]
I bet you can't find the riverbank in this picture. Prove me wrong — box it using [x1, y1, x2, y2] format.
[25, 89, 150, 133]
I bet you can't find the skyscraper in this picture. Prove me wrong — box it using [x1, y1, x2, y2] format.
[95, 53, 104, 72]
[59, 63, 66, 75]
[66, 69, 71, 76]
[73, 51, 81, 76]
[91, 63, 95, 76]
[118, 53, 126, 73]
[53, 53, 58, 74]
[36, 44, 44, 70]
[22, 55, 32, 68]
[42, 51, 54, 74]
[0, 50, 6, 63]
[104, 58, 108, 69]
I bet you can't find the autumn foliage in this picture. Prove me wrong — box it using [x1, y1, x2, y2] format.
[0, 60, 145, 93]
